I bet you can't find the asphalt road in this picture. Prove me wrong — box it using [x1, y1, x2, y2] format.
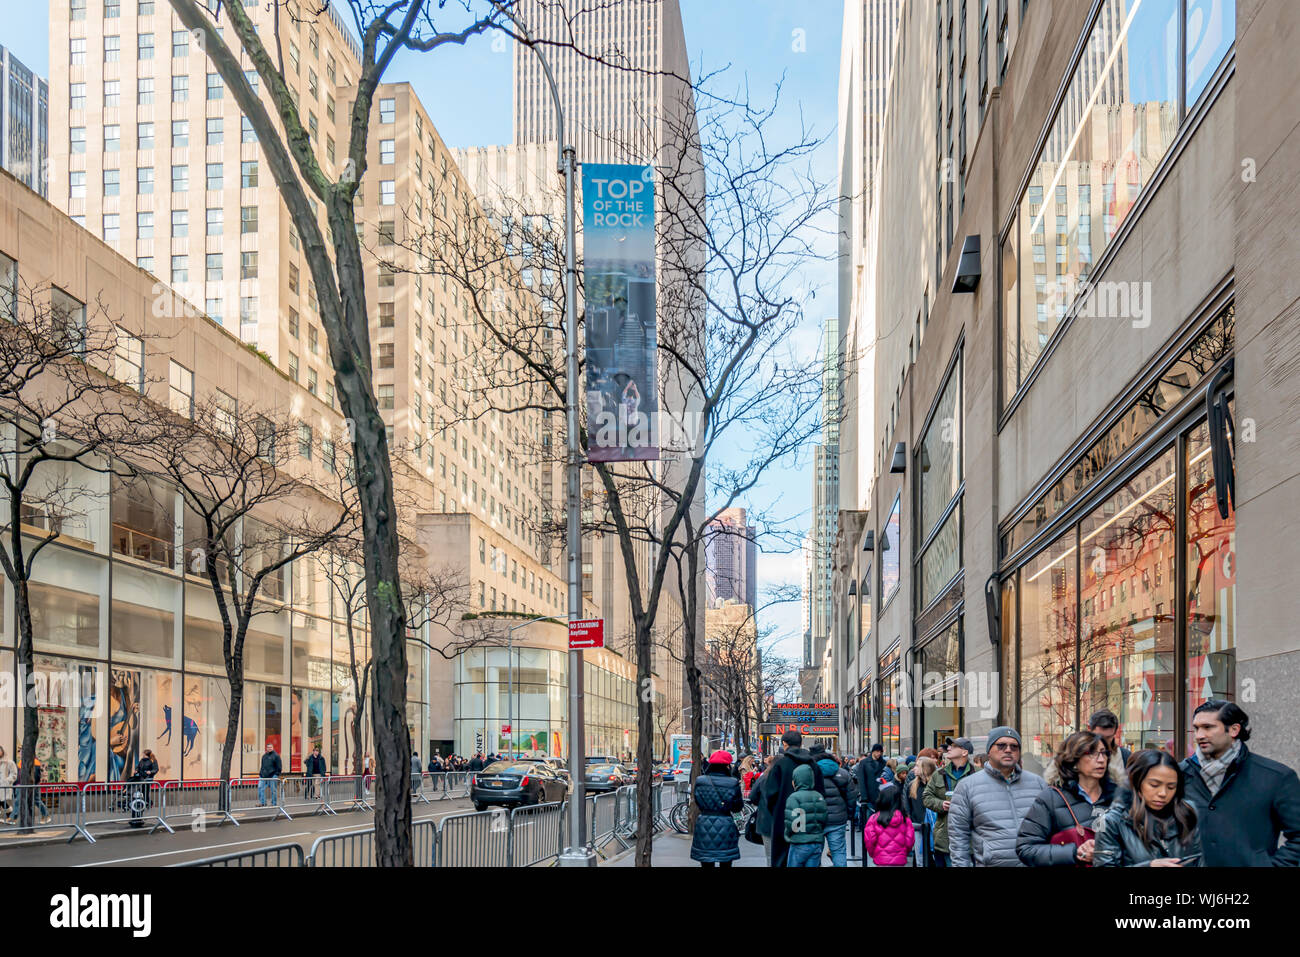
[0, 797, 475, 867]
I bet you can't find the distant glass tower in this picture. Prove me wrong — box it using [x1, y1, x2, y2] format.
[0, 45, 49, 198]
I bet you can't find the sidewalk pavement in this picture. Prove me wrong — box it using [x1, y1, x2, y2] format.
[603, 831, 769, 866]
[602, 822, 865, 867]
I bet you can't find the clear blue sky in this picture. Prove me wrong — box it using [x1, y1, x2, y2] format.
[5, 0, 842, 662]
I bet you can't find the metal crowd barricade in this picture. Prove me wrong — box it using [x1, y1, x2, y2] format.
[307, 825, 375, 866]
[279, 775, 334, 817]
[81, 781, 172, 837]
[360, 773, 376, 810]
[0, 783, 87, 843]
[174, 842, 305, 867]
[324, 774, 368, 814]
[444, 772, 471, 799]
[160, 779, 236, 827]
[511, 801, 564, 867]
[435, 808, 510, 867]
[411, 772, 432, 805]
[413, 818, 437, 866]
[590, 791, 620, 852]
[227, 777, 292, 822]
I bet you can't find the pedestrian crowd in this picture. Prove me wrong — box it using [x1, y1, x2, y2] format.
[688, 699, 1300, 867]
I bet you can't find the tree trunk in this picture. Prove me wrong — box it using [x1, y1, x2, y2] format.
[634, 617, 655, 868]
[218, 669, 243, 813]
[324, 197, 412, 866]
[15, 575, 37, 830]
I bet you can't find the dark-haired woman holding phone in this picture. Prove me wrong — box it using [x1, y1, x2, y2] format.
[1095, 749, 1202, 867]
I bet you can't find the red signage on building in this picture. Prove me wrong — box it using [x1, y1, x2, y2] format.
[568, 618, 605, 650]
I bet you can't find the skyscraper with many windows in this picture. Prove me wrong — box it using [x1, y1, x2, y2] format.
[0, 44, 49, 198]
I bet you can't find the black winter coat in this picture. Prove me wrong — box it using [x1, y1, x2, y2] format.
[854, 756, 885, 809]
[1180, 745, 1300, 866]
[1016, 777, 1116, 866]
[691, 769, 744, 863]
[761, 749, 826, 866]
[259, 751, 282, 778]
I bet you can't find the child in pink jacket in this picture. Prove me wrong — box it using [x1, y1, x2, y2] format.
[862, 784, 915, 866]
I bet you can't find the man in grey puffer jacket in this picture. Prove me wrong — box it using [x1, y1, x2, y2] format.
[949, 726, 1046, 867]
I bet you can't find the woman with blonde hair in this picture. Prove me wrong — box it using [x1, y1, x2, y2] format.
[907, 756, 938, 866]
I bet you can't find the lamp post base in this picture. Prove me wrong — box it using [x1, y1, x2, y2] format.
[557, 845, 598, 867]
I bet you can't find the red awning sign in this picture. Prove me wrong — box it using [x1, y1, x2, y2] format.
[568, 618, 604, 650]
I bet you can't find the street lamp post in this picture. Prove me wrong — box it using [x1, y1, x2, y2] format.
[492, 2, 594, 866]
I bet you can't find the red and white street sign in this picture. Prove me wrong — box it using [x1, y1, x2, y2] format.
[568, 618, 605, 650]
[501, 724, 511, 734]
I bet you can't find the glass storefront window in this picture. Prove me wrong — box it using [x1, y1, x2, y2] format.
[110, 472, 175, 569]
[1019, 532, 1078, 775]
[1079, 448, 1177, 753]
[918, 503, 962, 610]
[917, 361, 962, 541]
[1185, 420, 1235, 752]
[30, 546, 107, 656]
[917, 619, 962, 751]
[880, 495, 901, 606]
[1001, 0, 1234, 398]
[111, 563, 180, 667]
[880, 669, 901, 755]
[1186, 0, 1235, 107]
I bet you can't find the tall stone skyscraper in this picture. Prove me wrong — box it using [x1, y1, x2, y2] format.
[0, 45, 48, 198]
[513, 0, 694, 167]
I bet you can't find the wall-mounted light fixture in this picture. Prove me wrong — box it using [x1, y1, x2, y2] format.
[952, 235, 981, 294]
[890, 442, 907, 473]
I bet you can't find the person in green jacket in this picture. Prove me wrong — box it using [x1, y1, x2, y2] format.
[923, 737, 978, 866]
[784, 764, 829, 867]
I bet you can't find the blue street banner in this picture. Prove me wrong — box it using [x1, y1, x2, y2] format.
[581, 163, 659, 462]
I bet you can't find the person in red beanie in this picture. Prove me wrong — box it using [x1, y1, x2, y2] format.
[691, 750, 744, 867]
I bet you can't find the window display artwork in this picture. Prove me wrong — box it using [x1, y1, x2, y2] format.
[108, 668, 140, 781]
[77, 664, 97, 782]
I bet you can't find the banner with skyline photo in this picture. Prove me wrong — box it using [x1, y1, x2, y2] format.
[581, 163, 659, 462]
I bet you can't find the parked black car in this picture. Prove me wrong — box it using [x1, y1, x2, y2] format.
[471, 761, 568, 811]
[584, 763, 633, 793]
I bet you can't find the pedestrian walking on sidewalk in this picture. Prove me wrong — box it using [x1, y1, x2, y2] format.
[1016, 731, 1116, 867]
[691, 750, 744, 867]
[1179, 699, 1300, 866]
[258, 742, 282, 807]
[1095, 749, 1202, 867]
[906, 756, 937, 866]
[813, 745, 856, 866]
[783, 764, 828, 867]
[760, 730, 826, 867]
[862, 785, 914, 867]
[923, 737, 977, 867]
[949, 726, 1046, 867]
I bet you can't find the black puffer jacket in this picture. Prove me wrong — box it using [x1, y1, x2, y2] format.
[690, 768, 744, 863]
[1016, 775, 1117, 866]
[816, 757, 857, 826]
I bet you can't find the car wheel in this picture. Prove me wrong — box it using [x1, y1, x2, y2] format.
[474, 801, 486, 812]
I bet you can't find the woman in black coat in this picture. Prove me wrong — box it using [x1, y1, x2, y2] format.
[1017, 731, 1117, 866]
[691, 750, 744, 866]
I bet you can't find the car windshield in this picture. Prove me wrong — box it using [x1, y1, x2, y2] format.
[483, 762, 532, 774]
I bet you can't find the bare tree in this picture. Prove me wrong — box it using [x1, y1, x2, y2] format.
[0, 279, 146, 823]
[167, 0, 517, 863]
[128, 399, 351, 804]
